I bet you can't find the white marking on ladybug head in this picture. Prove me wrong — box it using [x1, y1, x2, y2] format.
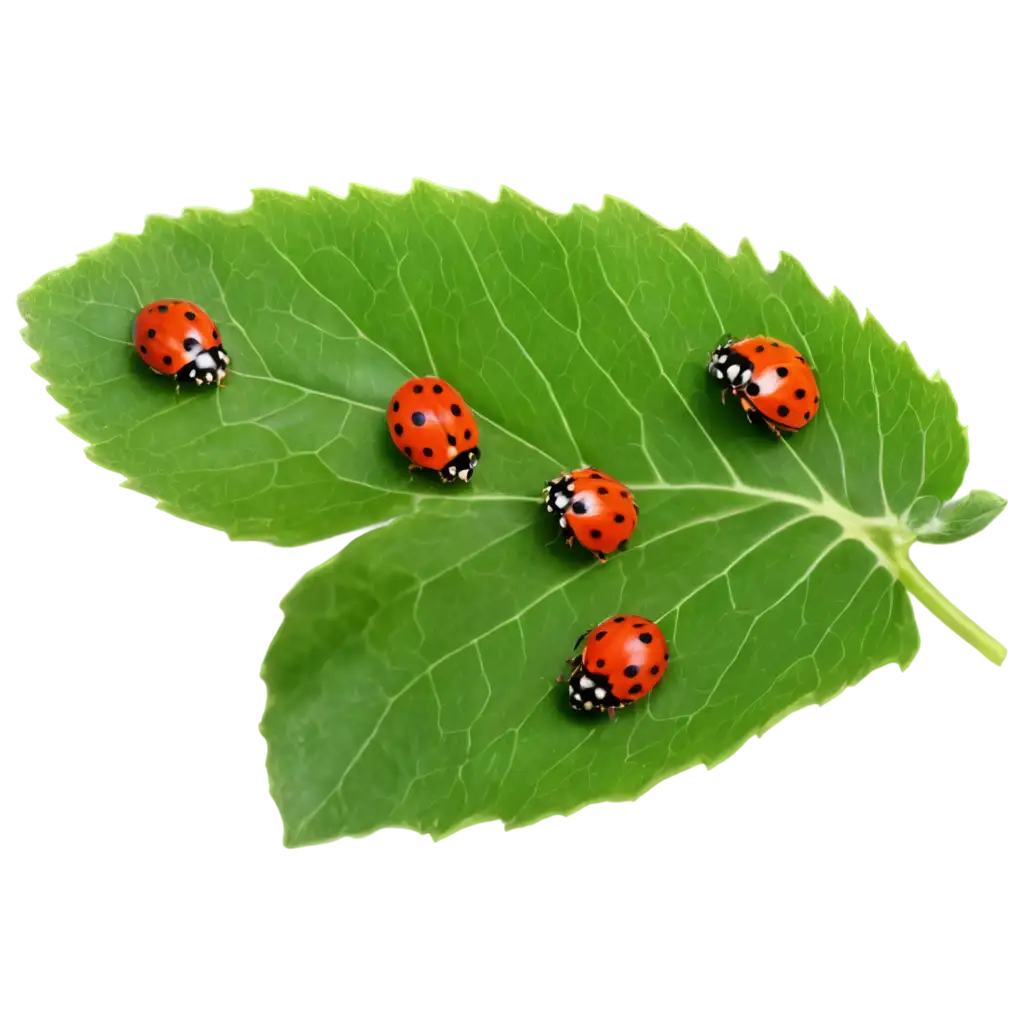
[458, 469, 471, 482]
[559, 516, 567, 528]
[739, 368, 752, 385]
[726, 363, 740, 381]
[566, 482, 575, 492]
[594, 687, 607, 700]
[554, 494, 569, 509]
[713, 368, 724, 379]
[189, 369, 197, 378]
[583, 701, 594, 711]
[448, 466, 457, 476]
[579, 676, 594, 689]
[194, 351, 217, 371]
[716, 353, 729, 363]
[205, 372, 214, 382]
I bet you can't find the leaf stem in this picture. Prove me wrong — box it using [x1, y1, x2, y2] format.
[894, 545, 1007, 666]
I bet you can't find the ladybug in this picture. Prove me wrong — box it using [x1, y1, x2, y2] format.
[132, 299, 229, 387]
[543, 468, 638, 562]
[386, 377, 480, 482]
[562, 614, 669, 718]
[707, 334, 819, 435]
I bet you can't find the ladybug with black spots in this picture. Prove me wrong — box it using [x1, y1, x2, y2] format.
[132, 299, 229, 387]
[707, 335, 819, 435]
[543, 468, 638, 562]
[561, 614, 669, 718]
[387, 376, 480, 482]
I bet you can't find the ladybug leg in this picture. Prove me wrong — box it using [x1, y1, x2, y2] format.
[593, 551, 607, 565]
[607, 708, 617, 722]
[721, 387, 729, 405]
[408, 463, 422, 474]
[738, 394, 762, 426]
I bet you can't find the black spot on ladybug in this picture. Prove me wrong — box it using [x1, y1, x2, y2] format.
[140, 345, 147, 354]
[162, 355, 172, 366]
[598, 486, 608, 494]
[411, 412, 426, 426]
[394, 423, 404, 436]
[432, 384, 443, 393]
[747, 382, 761, 396]
[797, 356, 806, 363]
[571, 500, 586, 514]
[447, 434, 457, 445]
[624, 665, 639, 678]
[795, 388, 806, 399]
[778, 405, 790, 418]
[614, 513, 625, 523]
[158, 304, 168, 313]
[596, 659, 605, 668]
[804, 412, 810, 420]
[639, 632, 653, 644]
[629, 683, 643, 694]
[212, 330, 219, 340]
[614, 617, 624, 622]
[651, 664, 661, 676]
[590, 529, 602, 539]
[393, 400, 400, 411]
[404, 446, 412, 456]
[464, 429, 472, 440]
[595, 631, 607, 641]
[185, 311, 196, 321]
[450, 403, 462, 416]
[771, 341, 779, 347]
[755, 344, 765, 352]
[147, 328, 156, 339]
[777, 367, 789, 377]
[413, 384, 424, 393]
[664, 651, 670, 660]
[423, 447, 434, 458]
[814, 395, 820, 404]
[590, 473, 602, 479]
[619, 490, 628, 498]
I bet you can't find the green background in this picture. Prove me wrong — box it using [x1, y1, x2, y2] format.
[2, 8, 1024, 1024]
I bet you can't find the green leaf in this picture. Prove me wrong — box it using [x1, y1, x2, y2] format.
[909, 489, 1008, 544]
[19, 182, 1008, 845]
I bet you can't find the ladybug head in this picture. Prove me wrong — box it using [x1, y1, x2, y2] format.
[707, 337, 753, 390]
[567, 664, 620, 713]
[441, 446, 480, 484]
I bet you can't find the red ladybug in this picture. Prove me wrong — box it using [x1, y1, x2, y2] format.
[562, 614, 669, 717]
[707, 335, 819, 435]
[386, 377, 480, 482]
[132, 299, 229, 387]
[543, 468, 638, 562]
